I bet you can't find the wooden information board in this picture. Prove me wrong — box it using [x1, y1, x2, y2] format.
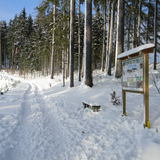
[122, 56, 144, 90]
[118, 44, 155, 128]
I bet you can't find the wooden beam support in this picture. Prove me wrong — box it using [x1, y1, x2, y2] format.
[122, 90, 127, 116]
[143, 53, 150, 128]
[122, 89, 144, 94]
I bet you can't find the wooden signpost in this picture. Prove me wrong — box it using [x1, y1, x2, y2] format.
[117, 43, 155, 128]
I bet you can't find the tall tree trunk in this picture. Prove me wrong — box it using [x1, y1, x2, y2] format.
[50, 4, 56, 79]
[84, 0, 93, 87]
[62, 50, 65, 87]
[66, 48, 69, 78]
[0, 28, 1, 70]
[127, 16, 131, 50]
[78, 0, 82, 81]
[137, 0, 142, 46]
[2, 24, 7, 68]
[154, 0, 158, 70]
[3, 37, 7, 67]
[146, 0, 151, 43]
[101, 0, 107, 72]
[107, 0, 116, 76]
[105, 1, 111, 72]
[11, 46, 15, 70]
[133, 9, 137, 47]
[115, 0, 124, 78]
[66, 1, 70, 79]
[69, 0, 75, 87]
[62, 0, 67, 86]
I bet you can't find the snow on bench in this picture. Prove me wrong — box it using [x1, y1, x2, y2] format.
[117, 43, 155, 59]
[82, 102, 101, 112]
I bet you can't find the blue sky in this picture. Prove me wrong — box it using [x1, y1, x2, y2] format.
[0, 0, 43, 22]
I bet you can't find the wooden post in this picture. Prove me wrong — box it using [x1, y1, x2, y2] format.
[122, 90, 127, 116]
[143, 53, 150, 128]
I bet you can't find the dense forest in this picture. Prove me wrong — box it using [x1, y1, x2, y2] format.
[0, 0, 160, 87]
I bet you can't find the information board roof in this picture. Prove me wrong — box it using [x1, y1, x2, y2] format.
[118, 43, 155, 60]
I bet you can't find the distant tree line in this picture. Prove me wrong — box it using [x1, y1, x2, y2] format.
[0, 0, 159, 87]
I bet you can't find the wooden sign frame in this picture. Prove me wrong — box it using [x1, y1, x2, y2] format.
[118, 44, 155, 128]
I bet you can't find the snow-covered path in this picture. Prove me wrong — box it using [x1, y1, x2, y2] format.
[2, 82, 54, 160]
[2, 82, 80, 160]
[3, 83, 45, 160]
[0, 72, 160, 160]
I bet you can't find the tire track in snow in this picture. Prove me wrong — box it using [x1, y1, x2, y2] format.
[33, 83, 72, 160]
[1, 83, 31, 160]
[4, 81, 73, 160]
[42, 97, 89, 160]
[3, 83, 45, 160]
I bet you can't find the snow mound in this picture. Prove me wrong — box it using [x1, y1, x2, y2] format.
[0, 73, 20, 93]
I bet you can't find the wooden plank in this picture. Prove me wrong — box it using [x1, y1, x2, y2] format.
[122, 89, 144, 94]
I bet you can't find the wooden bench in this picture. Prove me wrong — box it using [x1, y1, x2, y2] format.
[82, 102, 101, 112]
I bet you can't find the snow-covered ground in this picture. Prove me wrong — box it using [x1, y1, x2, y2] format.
[0, 69, 160, 160]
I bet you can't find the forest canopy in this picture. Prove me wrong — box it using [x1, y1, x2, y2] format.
[0, 0, 159, 87]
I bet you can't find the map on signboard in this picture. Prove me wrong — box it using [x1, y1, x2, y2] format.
[122, 56, 143, 89]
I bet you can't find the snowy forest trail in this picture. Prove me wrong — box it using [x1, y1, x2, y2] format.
[0, 73, 160, 160]
[1, 81, 142, 160]
[2, 82, 69, 160]
[3, 82, 45, 160]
